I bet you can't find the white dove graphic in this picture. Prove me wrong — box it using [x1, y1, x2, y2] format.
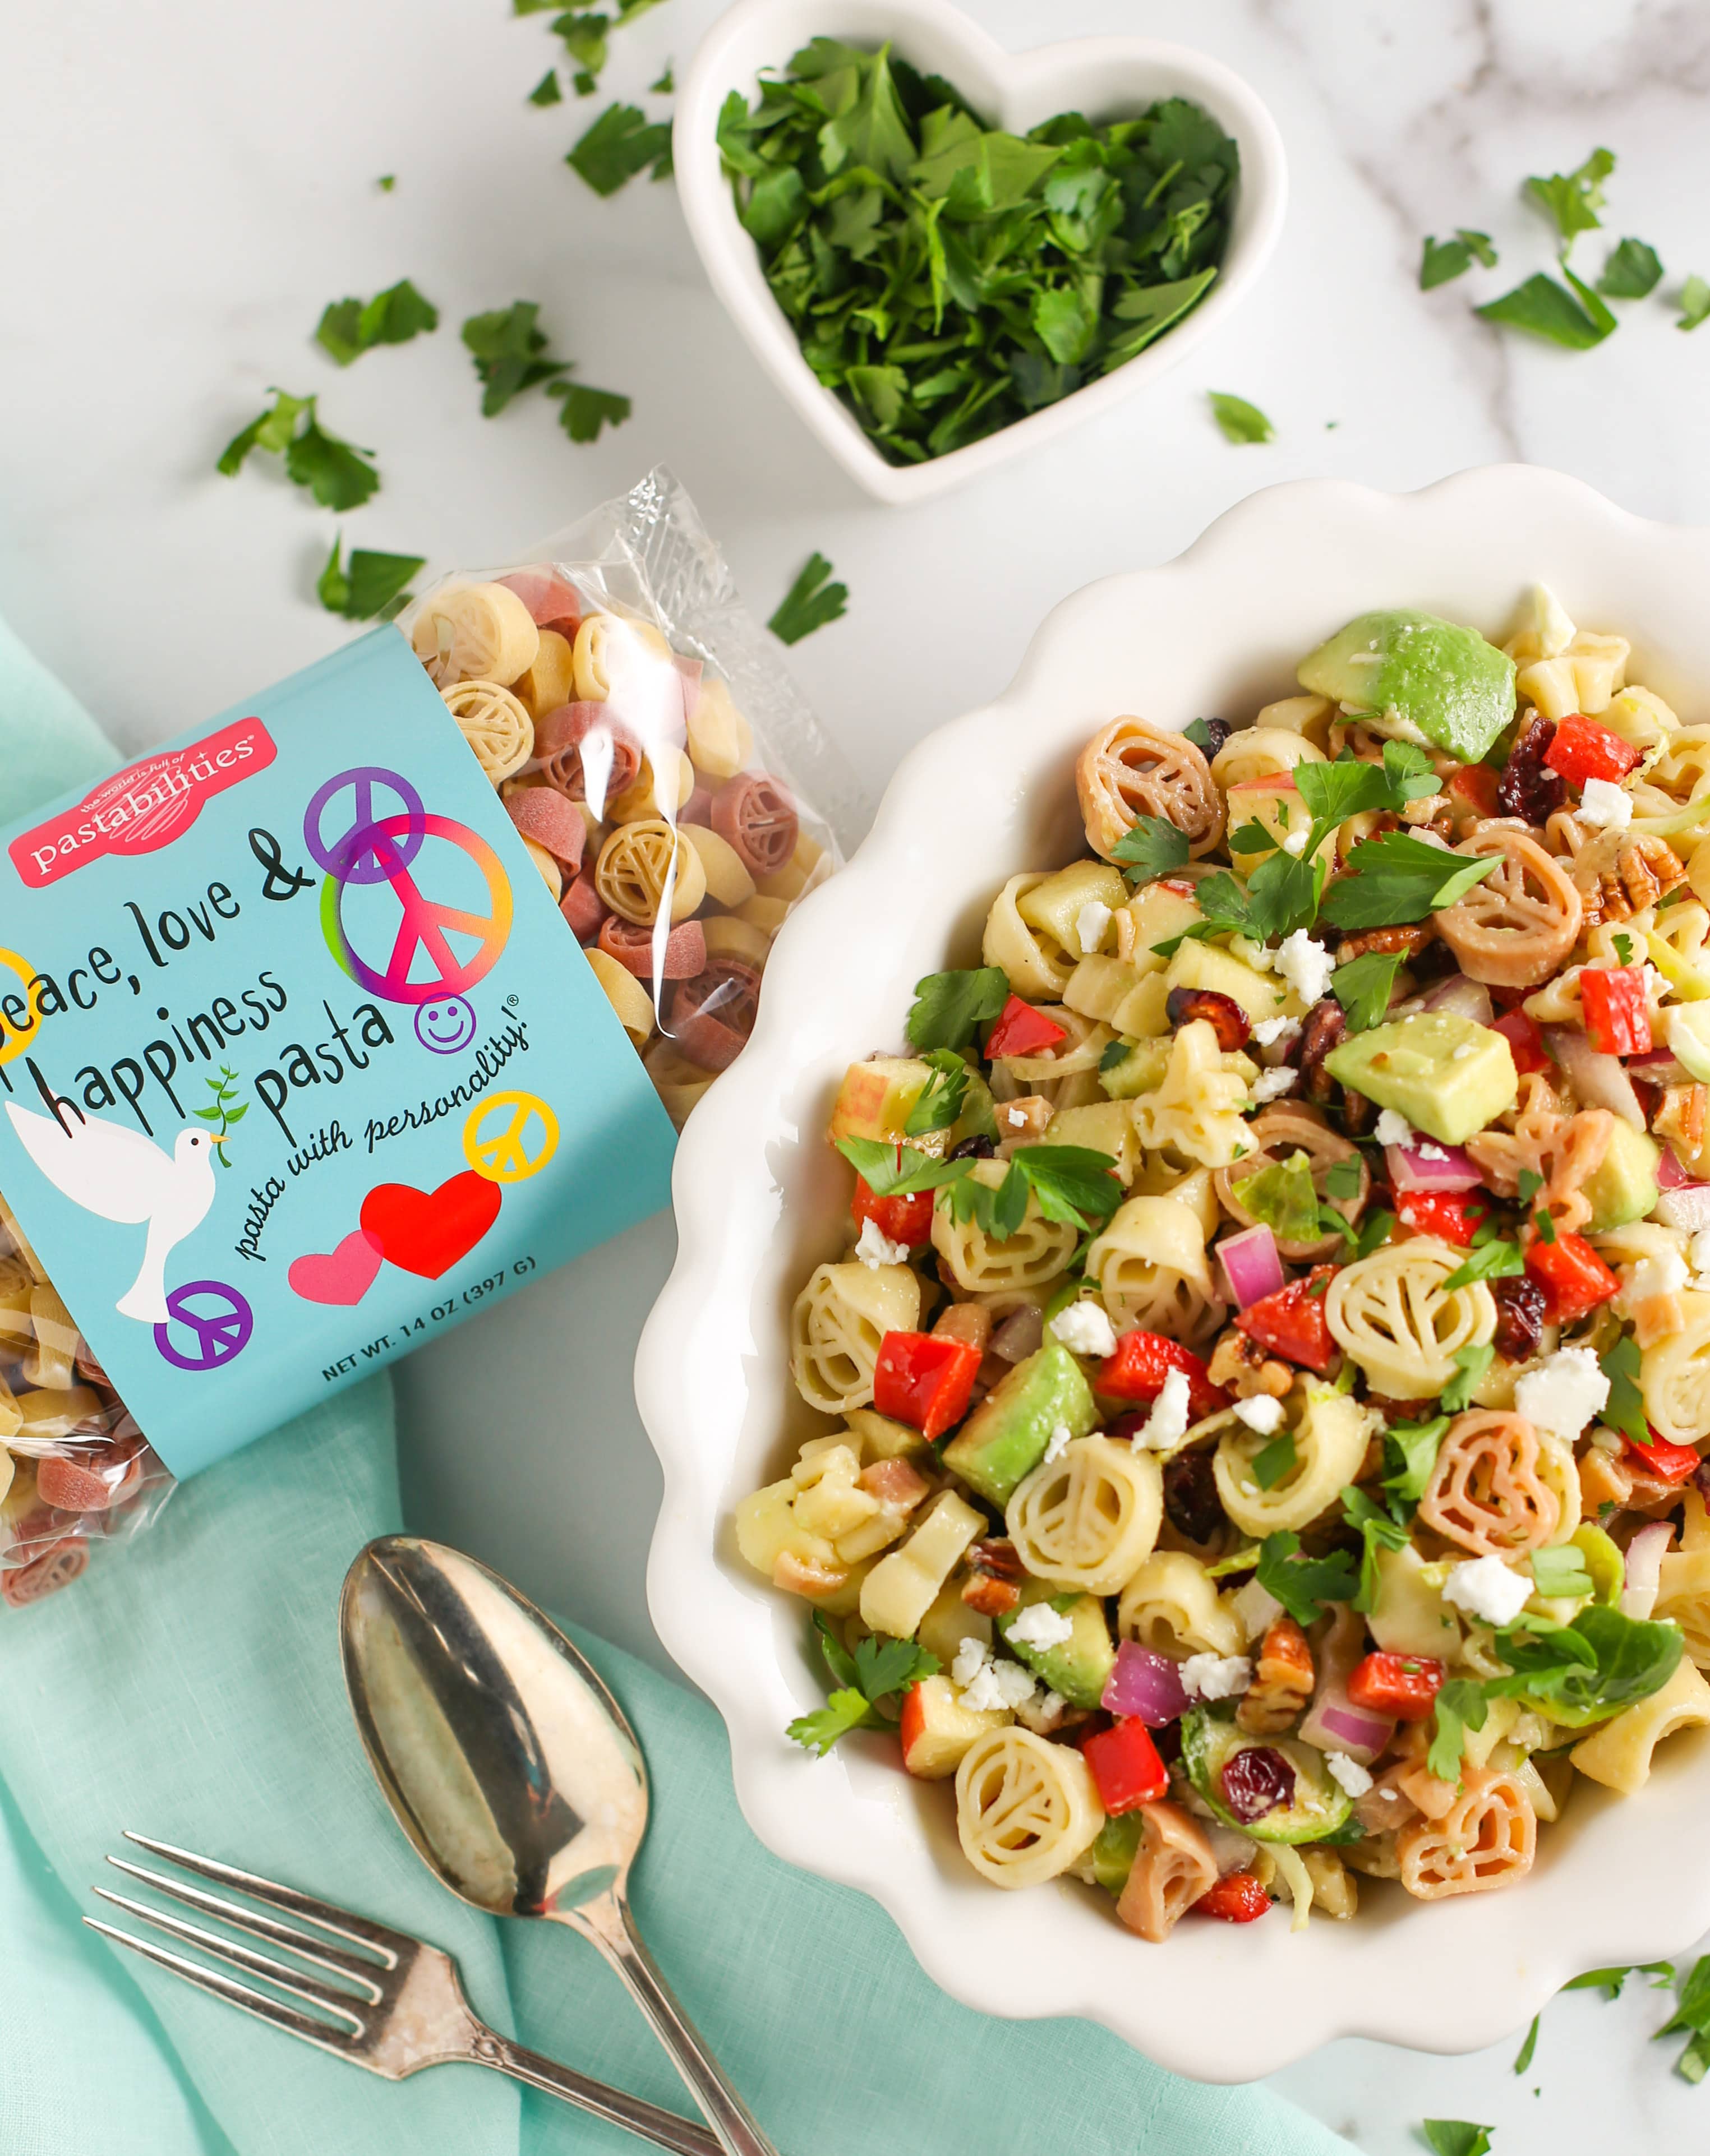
[4, 1104, 218, 1324]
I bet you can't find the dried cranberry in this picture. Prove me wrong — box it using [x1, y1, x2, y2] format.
[1297, 998, 1348, 1105]
[1220, 1744, 1297, 1822]
[1190, 718, 1231, 760]
[1163, 1451, 1227, 1546]
[1165, 986, 1251, 1051]
[1490, 1273, 1548, 1362]
[1495, 714, 1565, 825]
[948, 1134, 996, 1161]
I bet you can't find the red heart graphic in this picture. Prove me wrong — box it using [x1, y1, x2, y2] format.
[361, 1171, 501, 1280]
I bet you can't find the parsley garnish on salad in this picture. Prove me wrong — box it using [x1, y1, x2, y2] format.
[315, 279, 439, 366]
[1207, 391, 1274, 445]
[768, 553, 849, 644]
[788, 1613, 939, 1756]
[1112, 815, 1191, 883]
[216, 390, 380, 510]
[1255, 1531, 1357, 1629]
[905, 967, 1010, 1051]
[1319, 829, 1500, 930]
[1330, 949, 1402, 1033]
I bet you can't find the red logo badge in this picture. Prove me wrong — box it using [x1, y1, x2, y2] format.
[10, 719, 277, 888]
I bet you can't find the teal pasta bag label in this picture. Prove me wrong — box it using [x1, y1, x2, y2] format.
[0, 628, 676, 1477]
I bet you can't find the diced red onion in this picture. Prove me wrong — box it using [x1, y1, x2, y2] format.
[1658, 1147, 1700, 1193]
[1217, 1223, 1285, 1309]
[1386, 1139, 1482, 1193]
[1101, 1642, 1191, 1726]
[1621, 1520, 1675, 1622]
[1629, 1050, 1693, 1087]
[1545, 1024, 1645, 1130]
[989, 1306, 1044, 1363]
[1421, 974, 1495, 1027]
[1657, 1185, 1710, 1232]
[1312, 1701, 1396, 1761]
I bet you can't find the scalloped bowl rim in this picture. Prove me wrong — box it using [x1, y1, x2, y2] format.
[635, 467, 1710, 2082]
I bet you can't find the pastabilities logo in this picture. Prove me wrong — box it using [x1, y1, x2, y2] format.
[10, 719, 277, 889]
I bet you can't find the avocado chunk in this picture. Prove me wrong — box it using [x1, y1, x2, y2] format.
[1100, 1037, 1173, 1100]
[1579, 1117, 1660, 1232]
[1080, 1812, 1144, 1892]
[1181, 1708, 1354, 1844]
[997, 1582, 1115, 1710]
[1297, 608, 1516, 763]
[941, 1340, 1097, 1506]
[1323, 1009, 1517, 1146]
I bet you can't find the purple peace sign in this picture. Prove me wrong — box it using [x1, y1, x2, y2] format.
[305, 766, 427, 886]
[154, 1281, 254, 1373]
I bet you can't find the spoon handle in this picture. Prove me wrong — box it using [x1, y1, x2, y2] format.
[481, 2031, 726, 2156]
[583, 1894, 782, 2156]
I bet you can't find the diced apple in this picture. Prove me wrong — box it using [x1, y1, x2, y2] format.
[828, 1057, 947, 1155]
[900, 1674, 1012, 1779]
[859, 1490, 984, 1639]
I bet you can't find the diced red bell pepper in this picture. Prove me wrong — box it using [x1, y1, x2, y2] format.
[1081, 1718, 1169, 1815]
[985, 994, 1068, 1060]
[1492, 1006, 1551, 1078]
[1233, 1266, 1338, 1374]
[1623, 1430, 1703, 1485]
[1524, 1230, 1620, 1323]
[851, 1174, 933, 1250]
[1192, 1871, 1272, 1923]
[1578, 964, 1652, 1059]
[873, 1331, 981, 1442]
[1543, 714, 1642, 788]
[1395, 1190, 1490, 1248]
[1095, 1331, 1228, 1419]
[1347, 1651, 1445, 1723]
[1448, 764, 1501, 817]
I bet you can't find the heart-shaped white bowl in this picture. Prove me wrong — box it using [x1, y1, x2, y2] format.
[635, 465, 1710, 2083]
[674, 0, 1287, 504]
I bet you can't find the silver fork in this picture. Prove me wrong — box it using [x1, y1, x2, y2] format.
[86, 1832, 725, 2156]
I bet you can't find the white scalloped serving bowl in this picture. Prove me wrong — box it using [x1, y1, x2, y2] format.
[673, 0, 1287, 504]
[635, 468, 1710, 2083]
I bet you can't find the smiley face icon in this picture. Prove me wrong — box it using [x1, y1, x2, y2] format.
[414, 995, 478, 1056]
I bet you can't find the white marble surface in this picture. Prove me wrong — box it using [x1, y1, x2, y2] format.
[5, 0, 1710, 2144]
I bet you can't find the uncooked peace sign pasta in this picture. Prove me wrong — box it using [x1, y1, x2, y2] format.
[741, 584, 1710, 1939]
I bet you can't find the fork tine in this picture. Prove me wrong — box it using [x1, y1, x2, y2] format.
[85, 1917, 367, 2062]
[104, 1858, 386, 1996]
[93, 1887, 374, 2021]
[121, 1832, 407, 1960]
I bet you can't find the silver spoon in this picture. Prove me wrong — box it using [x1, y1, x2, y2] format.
[339, 1535, 780, 2156]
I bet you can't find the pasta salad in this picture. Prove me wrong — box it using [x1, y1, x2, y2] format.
[738, 588, 1710, 1939]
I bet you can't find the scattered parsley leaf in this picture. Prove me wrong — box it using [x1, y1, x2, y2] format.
[1100, 1037, 1132, 1073]
[568, 100, 672, 195]
[462, 302, 567, 415]
[1331, 949, 1403, 1033]
[1563, 1961, 1674, 1998]
[1010, 1146, 1122, 1233]
[1111, 814, 1191, 883]
[1323, 1153, 1365, 1202]
[768, 553, 849, 644]
[218, 393, 382, 510]
[906, 967, 1010, 1051]
[1427, 1677, 1488, 1783]
[1679, 275, 1710, 332]
[1382, 1416, 1449, 1509]
[529, 68, 564, 106]
[948, 1160, 1029, 1241]
[1598, 1333, 1648, 1447]
[1441, 1241, 1524, 1292]
[834, 1135, 971, 1197]
[1255, 1531, 1358, 1629]
[853, 1631, 939, 1702]
[216, 387, 312, 475]
[376, 174, 396, 192]
[1320, 829, 1500, 930]
[1440, 1341, 1495, 1412]
[315, 278, 439, 366]
[1208, 391, 1274, 444]
[1598, 236, 1663, 299]
[1533, 1207, 1557, 1245]
[1525, 146, 1615, 251]
[547, 379, 633, 443]
[316, 537, 425, 622]
[1421, 2120, 1494, 2156]
[1250, 1431, 1297, 1490]
[651, 61, 674, 94]
[1420, 229, 1498, 289]
[1655, 1954, 1710, 2084]
[1532, 1543, 1595, 1600]
[787, 1689, 873, 1755]
[1477, 266, 1615, 349]
[1517, 1167, 1543, 1205]
[903, 1049, 970, 1135]
[1512, 2015, 1539, 2074]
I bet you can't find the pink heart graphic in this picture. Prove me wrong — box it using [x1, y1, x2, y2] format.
[288, 1229, 384, 1306]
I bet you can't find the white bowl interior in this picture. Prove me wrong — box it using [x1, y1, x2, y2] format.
[674, 0, 1287, 504]
[637, 467, 1710, 2081]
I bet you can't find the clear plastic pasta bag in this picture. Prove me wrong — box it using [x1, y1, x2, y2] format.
[0, 467, 858, 1606]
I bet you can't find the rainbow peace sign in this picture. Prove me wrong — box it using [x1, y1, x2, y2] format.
[463, 1092, 559, 1185]
[322, 811, 513, 1007]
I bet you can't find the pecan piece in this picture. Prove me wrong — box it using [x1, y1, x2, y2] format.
[1165, 985, 1251, 1051]
[1297, 997, 1348, 1106]
[1335, 922, 1434, 964]
[1206, 1326, 1294, 1399]
[961, 1572, 1021, 1616]
[1490, 1273, 1547, 1363]
[968, 1536, 1024, 1581]
[1495, 714, 1565, 825]
[1237, 1617, 1316, 1735]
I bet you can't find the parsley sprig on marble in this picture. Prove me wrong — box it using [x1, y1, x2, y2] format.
[717, 40, 1238, 465]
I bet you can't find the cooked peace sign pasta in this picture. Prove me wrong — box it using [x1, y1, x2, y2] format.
[1076, 716, 1223, 861]
[1115, 1802, 1218, 1941]
[931, 1161, 1080, 1292]
[1085, 1194, 1221, 1345]
[1214, 1385, 1374, 1538]
[1435, 822, 1583, 987]
[955, 1727, 1104, 1887]
[1397, 1769, 1537, 1899]
[1007, 1436, 1163, 1594]
[1326, 1239, 1496, 1401]
[790, 1261, 920, 1415]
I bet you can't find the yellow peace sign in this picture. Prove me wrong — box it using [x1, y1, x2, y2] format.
[0, 949, 44, 1067]
[463, 1091, 560, 1185]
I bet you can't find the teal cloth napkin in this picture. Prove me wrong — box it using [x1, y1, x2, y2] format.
[0, 617, 1357, 2156]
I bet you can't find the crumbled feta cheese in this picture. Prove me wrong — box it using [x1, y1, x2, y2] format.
[1325, 1751, 1374, 1799]
[961, 1655, 1038, 1713]
[1513, 1344, 1610, 1444]
[1252, 1015, 1301, 1049]
[1442, 1554, 1533, 1628]
[1076, 901, 1113, 955]
[1623, 1249, 1689, 1309]
[1275, 929, 1334, 1007]
[1417, 1142, 1448, 1162]
[1015, 1688, 1067, 1733]
[1248, 1067, 1298, 1104]
[1131, 1365, 1192, 1452]
[1006, 1601, 1076, 1652]
[1050, 1300, 1118, 1359]
[1578, 777, 1633, 831]
[1373, 1108, 1414, 1149]
[854, 1217, 910, 1268]
[951, 1636, 990, 1689]
[1181, 1651, 1254, 1702]
[1233, 1393, 1285, 1434]
[1043, 1420, 1073, 1465]
[1007, 1106, 1028, 1129]
[1452, 1043, 1478, 1060]
[1281, 827, 1310, 857]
